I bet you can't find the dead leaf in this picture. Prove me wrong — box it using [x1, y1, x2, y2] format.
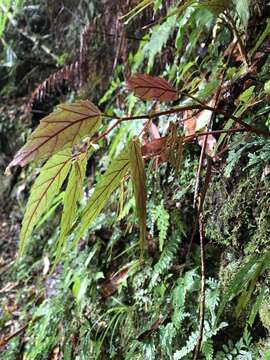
[262, 164, 270, 180]
[99, 267, 129, 297]
[43, 255, 50, 276]
[50, 345, 61, 360]
[141, 137, 167, 158]
[183, 99, 217, 157]
[198, 134, 217, 158]
[0, 282, 18, 293]
[148, 121, 160, 140]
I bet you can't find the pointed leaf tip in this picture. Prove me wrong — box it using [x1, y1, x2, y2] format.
[7, 100, 101, 169]
[4, 166, 11, 176]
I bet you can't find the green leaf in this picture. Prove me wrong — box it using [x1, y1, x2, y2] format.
[146, 13, 177, 71]
[239, 85, 255, 103]
[133, 7, 179, 72]
[72, 276, 81, 299]
[129, 138, 147, 257]
[216, 251, 270, 324]
[235, 252, 270, 318]
[172, 269, 198, 329]
[201, 339, 214, 360]
[150, 221, 185, 287]
[264, 80, 270, 95]
[54, 153, 88, 268]
[196, 79, 221, 101]
[6, 100, 101, 170]
[251, 19, 270, 56]
[0, 0, 11, 37]
[160, 323, 177, 359]
[72, 277, 89, 303]
[120, 0, 154, 24]
[73, 148, 130, 244]
[235, 262, 263, 319]
[20, 149, 72, 254]
[233, 0, 250, 28]
[216, 257, 258, 323]
[151, 202, 169, 252]
[35, 192, 64, 230]
[247, 287, 265, 328]
[216, 87, 254, 150]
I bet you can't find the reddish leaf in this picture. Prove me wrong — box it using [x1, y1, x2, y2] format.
[148, 121, 161, 140]
[127, 74, 178, 102]
[141, 137, 167, 157]
[6, 100, 101, 171]
[183, 110, 196, 136]
[197, 133, 217, 158]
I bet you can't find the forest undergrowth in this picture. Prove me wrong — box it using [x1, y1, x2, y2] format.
[1, 1, 270, 359]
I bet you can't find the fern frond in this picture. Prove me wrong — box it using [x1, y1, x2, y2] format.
[150, 201, 170, 252]
[202, 339, 214, 360]
[173, 330, 198, 359]
[150, 232, 182, 287]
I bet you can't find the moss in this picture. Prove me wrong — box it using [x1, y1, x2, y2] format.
[260, 302, 270, 333]
[218, 250, 241, 289]
[257, 300, 270, 356]
[204, 172, 270, 254]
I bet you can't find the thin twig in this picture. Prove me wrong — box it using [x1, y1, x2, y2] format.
[142, 128, 247, 161]
[224, 11, 249, 65]
[192, 72, 224, 356]
[83, 28, 147, 42]
[0, 324, 28, 349]
[103, 104, 270, 138]
[193, 83, 221, 206]
[84, 119, 122, 154]
[0, 316, 42, 349]
[185, 127, 246, 142]
[193, 211, 206, 360]
[94, 120, 122, 142]
[93, 120, 247, 155]
[191, 50, 235, 356]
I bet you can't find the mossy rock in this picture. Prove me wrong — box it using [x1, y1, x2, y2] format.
[260, 302, 270, 333]
[204, 171, 270, 255]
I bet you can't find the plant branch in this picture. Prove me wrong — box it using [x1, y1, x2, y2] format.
[85, 119, 122, 153]
[192, 77, 222, 357]
[185, 127, 246, 142]
[97, 117, 247, 154]
[103, 104, 270, 138]
[193, 211, 206, 360]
